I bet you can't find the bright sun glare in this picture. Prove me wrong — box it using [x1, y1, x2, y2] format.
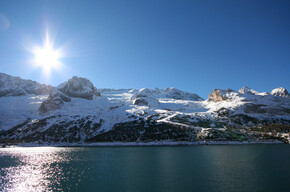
[33, 33, 62, 75]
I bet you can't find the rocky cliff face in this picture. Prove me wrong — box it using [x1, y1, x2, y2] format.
[0, 73, 52, 97]
[39, 89, 71, 113]
[39, 76, 101, 113]
[208, 89, 234, 102]
[58, 76, 100, 100]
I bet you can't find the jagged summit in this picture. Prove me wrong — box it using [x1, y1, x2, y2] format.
[0, 72, 52, 97]
[271, 87, 289, 98]
[208, 89, 237, 102]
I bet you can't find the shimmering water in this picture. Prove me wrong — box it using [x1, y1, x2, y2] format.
[0, 144, 289, 192]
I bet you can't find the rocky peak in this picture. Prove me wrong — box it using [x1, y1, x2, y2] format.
[58, 76, 100, 100]
[238, 86, 259, 95]
[270, 87, 289, 98]
[39, 76, 101, 113]
[208, 89, 233, 102]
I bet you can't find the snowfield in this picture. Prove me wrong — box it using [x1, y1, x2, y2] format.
[0, 95, 48, 130]
[1, 88, 289, 131]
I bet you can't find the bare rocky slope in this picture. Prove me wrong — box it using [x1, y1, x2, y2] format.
[0, 73, 289, 145]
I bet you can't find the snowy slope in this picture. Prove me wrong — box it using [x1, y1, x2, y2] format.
[0, 73, 289, 144]
[0, 95, 48, 130]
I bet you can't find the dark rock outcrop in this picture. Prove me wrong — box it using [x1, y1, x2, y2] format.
[133, 98, 149, 106]
[58, 76, 100, 100]
[132, 88, 158, 106]
[39, 89, 71, 113]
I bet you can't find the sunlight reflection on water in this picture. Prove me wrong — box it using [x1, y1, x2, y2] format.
[0, 147, 71, 192]
[0, 145, 289, 192]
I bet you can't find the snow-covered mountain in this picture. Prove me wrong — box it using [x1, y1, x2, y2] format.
[238, 86, 260, 95]
[0, 73, 52, 97]
[271, 87, 289, 97]
[0, 73, 289, 145]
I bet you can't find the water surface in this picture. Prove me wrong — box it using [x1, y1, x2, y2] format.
[0, 144, 289, 192]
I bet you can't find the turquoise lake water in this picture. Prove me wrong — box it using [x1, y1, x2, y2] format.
[0, 144, 289, 192]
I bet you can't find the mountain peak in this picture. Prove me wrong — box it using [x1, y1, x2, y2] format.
[270, 87, 289, 98]
[238, 86, 259, 95]
[58, 76, 100, 100]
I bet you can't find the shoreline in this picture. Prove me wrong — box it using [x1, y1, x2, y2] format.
[0, 140, 286, 148]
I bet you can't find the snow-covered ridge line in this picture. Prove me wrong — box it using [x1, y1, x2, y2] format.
[0, 72, 53, 97]
[0, 72, 289, 145]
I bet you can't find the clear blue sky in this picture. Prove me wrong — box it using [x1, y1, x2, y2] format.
[0, 0, 289, 98]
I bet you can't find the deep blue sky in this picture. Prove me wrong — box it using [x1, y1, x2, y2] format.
[0, 0, 289, 98]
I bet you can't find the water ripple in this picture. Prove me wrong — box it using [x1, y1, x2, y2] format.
[0, 147, 71, 192]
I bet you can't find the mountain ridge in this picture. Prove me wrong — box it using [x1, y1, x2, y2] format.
[0, 72, 289, 145]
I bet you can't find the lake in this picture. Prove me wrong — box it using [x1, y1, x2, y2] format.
[0, 144, 289, 192]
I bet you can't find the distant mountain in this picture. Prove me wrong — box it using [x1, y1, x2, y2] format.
[238, 86, 259, 95]
[0, 73, 52, 97]
[270, 87, 289, 97]
[0, 73, 289, 146]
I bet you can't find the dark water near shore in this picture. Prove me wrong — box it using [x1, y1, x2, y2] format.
[0, 144, 289, 192]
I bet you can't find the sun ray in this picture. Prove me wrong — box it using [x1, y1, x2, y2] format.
[33, 31, 62, 77]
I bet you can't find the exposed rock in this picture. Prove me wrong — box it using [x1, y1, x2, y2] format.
[131, 87, 203, 106]
[165, 87, 204, 101]
[238, 86, 259, 95]
[133, 98, 149, 106]
[39, 89, 71, 113]
[208, 89, 229, 102]
[94, 90, 101, 96]
[39, 97, 64, 113]
[50, 89, 71, 102]
[0, 72, 52, 97]
[1, 72, 290, 145]
[38, 76, 101, 113]
[132, 88, 158, 106]
[58, 76, 100, 100]
[271, 87, 289, 98]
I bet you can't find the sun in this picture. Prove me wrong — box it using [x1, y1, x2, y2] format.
[33, 33, 62, 75]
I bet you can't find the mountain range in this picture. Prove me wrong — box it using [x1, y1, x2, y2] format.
[0, 72, 289, 146]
